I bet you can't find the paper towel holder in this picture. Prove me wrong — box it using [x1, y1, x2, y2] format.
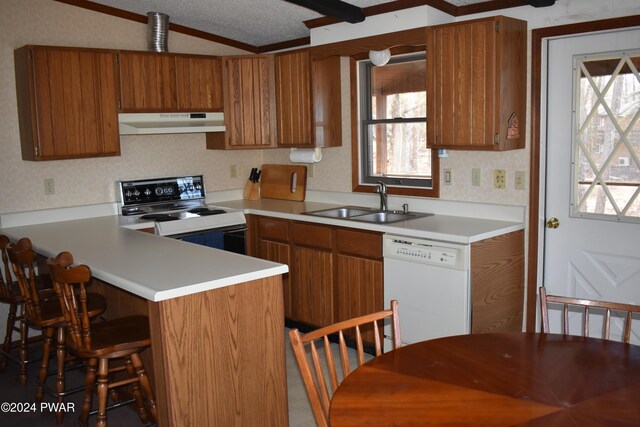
[289, 147, 322, 164]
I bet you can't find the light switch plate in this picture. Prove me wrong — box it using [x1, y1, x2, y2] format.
[472, 168, 481, 187]
[229, 164, 237, 178]
[515, 170, 526, 190]
[444, 168, 452, 185]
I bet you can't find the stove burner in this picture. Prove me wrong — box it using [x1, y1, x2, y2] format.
[197, 209, 226, 216]
[188, 207, 210, 214]
[140, 213, 180, 222]
[122, 207, 149, 216]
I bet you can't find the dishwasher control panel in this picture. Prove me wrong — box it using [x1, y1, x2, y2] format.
[383, 235, 469, 270]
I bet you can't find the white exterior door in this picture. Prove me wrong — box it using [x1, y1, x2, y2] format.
[542, 28, 640, 343]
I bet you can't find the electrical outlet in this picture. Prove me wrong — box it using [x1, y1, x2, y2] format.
[44, 178, 55, 195]
[307, 164, 313, 178]
[229, 164, 237, 178]
[472, 168, 481, 187]
[443, 168, 452, 185]
[515, 170, 526, 190]
[493, 169, 506, 189]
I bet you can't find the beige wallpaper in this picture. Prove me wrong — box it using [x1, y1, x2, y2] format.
[0, 0, 259, 214]
[1, 0, 530, 216]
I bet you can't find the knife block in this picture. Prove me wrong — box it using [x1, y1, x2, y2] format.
[243, 180, 260, 200]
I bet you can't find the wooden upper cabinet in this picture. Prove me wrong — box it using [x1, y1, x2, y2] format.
[274, 50, 342, 148]
[312, 55, 342, 148]
[207, 55, 277, 149]
[426, 16, 526, 151]
[175, 54, 223, 111]
[118, 51, 177, 111]
[14, 46, 120, 161]
[275, 50, 313, 147]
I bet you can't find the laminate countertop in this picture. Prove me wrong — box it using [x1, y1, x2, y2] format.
[1, 198, 522, 302]
[1, 215, 287, 302]
[213, 198, 524, 244]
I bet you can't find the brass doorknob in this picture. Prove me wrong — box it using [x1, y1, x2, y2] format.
[546, 217, 560, 229]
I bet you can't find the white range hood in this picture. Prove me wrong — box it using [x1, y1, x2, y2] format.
[118, 112, 225, 135]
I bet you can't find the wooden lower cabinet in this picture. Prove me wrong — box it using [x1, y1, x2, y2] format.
[293, 246, 334, 326]
[470, 230, 524, 333]
[247, 215, 383, 337]
[335, 254, 383, 343]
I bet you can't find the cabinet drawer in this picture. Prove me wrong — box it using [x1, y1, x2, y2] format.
[336, 229, 382, 259]
[257, 217, 290, 243]
[293, 222, 333, 250]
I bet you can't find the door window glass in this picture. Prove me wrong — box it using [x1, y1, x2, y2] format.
[572, 51, 640, 222]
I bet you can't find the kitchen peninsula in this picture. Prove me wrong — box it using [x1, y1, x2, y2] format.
[1, 216, 289, 427]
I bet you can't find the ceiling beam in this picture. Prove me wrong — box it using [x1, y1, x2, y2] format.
[284, 0, 365, 24]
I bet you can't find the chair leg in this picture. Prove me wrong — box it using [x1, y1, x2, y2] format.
[55, 326, 65, 424]
[18, 312, 29, 386]
[79, 358, 97, 427]
[36, 327, 54, 402]
[96, 358, 109, 427]
[131, 352, 157, 423]
[0, 302, 18, 373]
[125, 356, 148, 423]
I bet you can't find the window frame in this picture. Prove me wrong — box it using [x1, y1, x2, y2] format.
[351, 49, 439, 198]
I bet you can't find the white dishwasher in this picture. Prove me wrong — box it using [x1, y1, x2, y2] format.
[383, 234, 471, 351]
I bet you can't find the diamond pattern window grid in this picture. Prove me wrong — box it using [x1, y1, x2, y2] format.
[573, 51, 640, 221]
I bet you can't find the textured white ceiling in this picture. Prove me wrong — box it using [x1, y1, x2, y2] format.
[90, 0, 493, 48]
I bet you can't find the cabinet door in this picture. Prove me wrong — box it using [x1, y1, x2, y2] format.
[293, 246, 334, 326]
[312, 56, 342, 147]
[292, 222, 334, 326]
[252, 216, 293, 318]
[336, 255, 383, 343]
[15, 46, 120, 160]
[428, 19, 496, 149]
[335, 228, 383, 343]
[175, 55, 223, 111]
[213, 55, 276, 149]
[118, 51, 177, 111]
[427, 17, 526, 150]
[275, 50, 313, 147]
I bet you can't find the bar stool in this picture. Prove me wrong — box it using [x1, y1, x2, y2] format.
[8, 238, 106, 424]
[0, 234, 54, 384]
[48, 251, 157, 427]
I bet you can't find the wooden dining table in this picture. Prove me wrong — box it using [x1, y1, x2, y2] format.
[329, 332, 640, 426]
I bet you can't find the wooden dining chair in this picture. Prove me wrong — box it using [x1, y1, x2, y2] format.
[9, 238, 107, 424]
[289, 300, 401, 427]
[48, 251, 157, 427]
[0, 234, 25, 376]
[540, 286, 640, 343]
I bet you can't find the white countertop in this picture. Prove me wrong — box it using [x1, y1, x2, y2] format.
[213, 199, 524, 244]
[0, 196, 523, 302]
[1, 216, 287, 302]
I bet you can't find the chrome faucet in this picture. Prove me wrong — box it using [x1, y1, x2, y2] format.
[375, 181, 388, 211]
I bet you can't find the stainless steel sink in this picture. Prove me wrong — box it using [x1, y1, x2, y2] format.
[303, 206, 377, 219]
[349, 211, 430, 224]
[303, 206, 431, 224]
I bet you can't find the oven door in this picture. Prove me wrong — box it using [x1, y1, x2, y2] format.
[170, 225, 246, 255]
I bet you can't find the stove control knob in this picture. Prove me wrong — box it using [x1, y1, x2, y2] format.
[125, 190, 132, 198]
[188, 184, 195, 191]
[133, 190, 140, 196]
[155, 187, 163, 196]
[144, 188, 152, 196]
[195, 183, 202, 190]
